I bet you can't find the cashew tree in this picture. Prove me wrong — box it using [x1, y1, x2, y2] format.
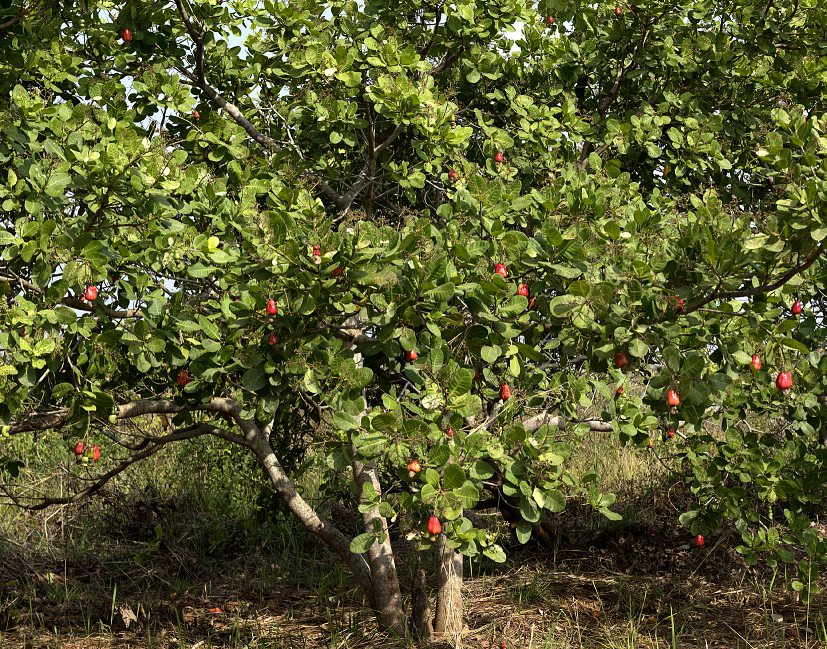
[2, 0, 827, 641]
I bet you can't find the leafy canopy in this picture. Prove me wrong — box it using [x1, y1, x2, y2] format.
[1, 0, 827, 597]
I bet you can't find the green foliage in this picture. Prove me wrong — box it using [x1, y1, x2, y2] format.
[1, 0, 826, 601]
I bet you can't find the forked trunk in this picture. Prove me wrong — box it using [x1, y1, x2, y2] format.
[347, 327, 407, 636]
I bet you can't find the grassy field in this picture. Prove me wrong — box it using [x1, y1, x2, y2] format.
[1, 431, 825, 648]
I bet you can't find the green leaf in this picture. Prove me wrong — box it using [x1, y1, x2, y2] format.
[515, 520, 532, 544]
[350, 533, 376, 554]
[480, 345, 500, 363]
[599, 507, 622, 521]
[454, 482, 479, 509]
[469, 460, 494, 480]
[628, 338, 649, 358]
[519, 496, 540, 522]
[242, 367, 268, 392]
[549, 295, 578, 317]
[424, 282, 455, 302]
[44, 172, 71, 198]
[545, 490, 566, 513]
[482, 544, 506, 563]
[336, 71, 362, 87]
[448, 369, 473, 398]
[443, 463, 466, 490]
[198, 315, 221, 341]
[781, 337, 809, 354]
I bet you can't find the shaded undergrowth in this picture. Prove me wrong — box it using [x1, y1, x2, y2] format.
[1, 433, 824, 648]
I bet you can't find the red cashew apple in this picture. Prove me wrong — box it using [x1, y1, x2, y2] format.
[517, 284, 529, 297]
[92, 445, 100, 462]
[494, 151, 505, 163]
[615, 351, 629, 369]
[446, 426, 454, 439]
[791, 300, 803, 315]
[545, 15, 555, 25]
[74, 441, 85, 456]
[776, 371, 793, 391]
[266, 299, 278, 315]
[694, 534, 705, 547]
[500, 383, 512, 400]
[193, 110, 200, 119]
[616, 386, 623, 396]
[177, 369, 190, 388]
[427, 516, 442, 536]
[331, 265, 344, 277]
[494, 263, 508, 278]
[407, 459, 421, 478]
[667, 428, 676, 438]
[447, 169, 459, 182]
[674, 295, 685, 313]
[84, 285, 98, 301]
[751, 354, 762, 371]
[405, 349, 418, 362]
[615, 5, 622, 15]
[267, 332, 278, 346]
[120, 27, 133, 42]
[666, 389, 680, 407]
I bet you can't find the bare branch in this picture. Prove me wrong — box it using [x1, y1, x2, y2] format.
[521, 412, 614, 433]
[1, 423, 235, 510]
[8, 397, 256, 442]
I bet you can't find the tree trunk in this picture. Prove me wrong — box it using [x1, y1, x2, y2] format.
[411, 561, 433, 642]
[345, 320, 406, 637]
[432, 536, 464, 643]
[249, 435, 373, 594]
[352, 457, 407, 636]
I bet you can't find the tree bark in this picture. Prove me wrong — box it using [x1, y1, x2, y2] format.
[432, 536, 464, 643]
[249, 434, 373, 595]
[411, 561, 433, 642]
[345, 315, 406, 636]
[352, 457, 407, 636]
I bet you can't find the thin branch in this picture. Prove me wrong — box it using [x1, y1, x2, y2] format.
[431, 42, 471, 75]
[2, 423, 234, 510]
[684, 242, 825, 314]
[0, 272, 141, 319]
[0, 0, 37, 31]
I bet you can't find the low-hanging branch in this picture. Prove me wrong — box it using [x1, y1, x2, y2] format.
[0, 422, 233, 510]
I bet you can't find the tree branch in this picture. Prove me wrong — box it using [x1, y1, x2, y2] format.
[0, 0, 37, 31]
[521, 412, 614, 433]
[249, 430, 374, 595]
[684, 242, 825, 315]
[1, 423, 229, 510]
[430, 42, 471, 75]
[8, 397, 255, 441]
[0, 272, 141, 319]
